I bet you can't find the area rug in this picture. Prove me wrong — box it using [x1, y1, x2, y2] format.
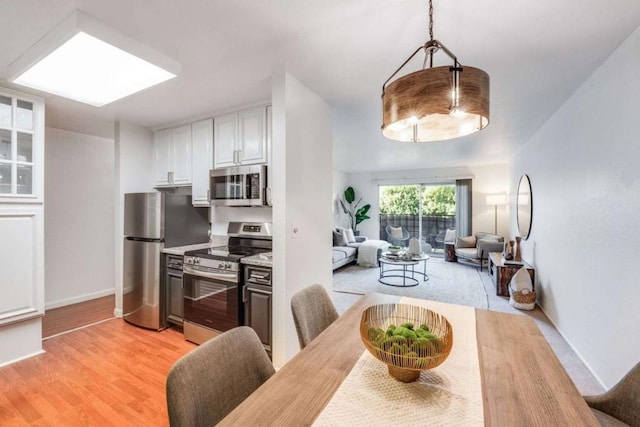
[333, 257, 489, 309]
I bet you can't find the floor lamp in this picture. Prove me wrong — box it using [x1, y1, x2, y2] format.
[486, 194, 507, 234]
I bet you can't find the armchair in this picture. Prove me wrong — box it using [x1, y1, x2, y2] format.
[385, 225, 410, 247]
[454, 232, 504, 271]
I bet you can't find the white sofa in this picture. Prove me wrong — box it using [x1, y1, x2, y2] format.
[333, 236, 367, 270]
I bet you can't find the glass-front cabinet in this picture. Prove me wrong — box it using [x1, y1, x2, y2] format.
[0, 90, 42, 202]
[0, 86, 45, 333]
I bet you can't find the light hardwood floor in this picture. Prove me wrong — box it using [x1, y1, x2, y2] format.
[0, 319, 195, 426]
[42, 295, 116, 339]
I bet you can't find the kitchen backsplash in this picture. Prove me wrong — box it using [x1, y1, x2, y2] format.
[210, 206, 272, 236]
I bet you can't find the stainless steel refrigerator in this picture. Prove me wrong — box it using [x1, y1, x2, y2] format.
[123, 192, 209, 330]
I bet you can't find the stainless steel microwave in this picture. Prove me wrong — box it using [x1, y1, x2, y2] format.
[210, 165, 268, 207]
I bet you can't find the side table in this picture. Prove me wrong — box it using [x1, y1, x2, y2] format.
[488, 252, 535, 297]
[444, 243, 457, 262]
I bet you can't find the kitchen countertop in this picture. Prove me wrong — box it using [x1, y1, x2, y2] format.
[162, 242, 224, 255]
[241, 252, 273, 268]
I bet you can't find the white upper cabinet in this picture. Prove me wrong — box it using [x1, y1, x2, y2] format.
[171, 125, 192, 185]
[213, 113, 238, 169]
[153, 129, 172, 186]
[191, 118, 213, 206]
[153, 125, 192, 187]
[214, 105, 268, 169]
[0, 89, 44, 204]
[238, 107, 266, 164]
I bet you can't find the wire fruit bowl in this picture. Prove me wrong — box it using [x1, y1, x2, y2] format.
[360, 304, 453, 382]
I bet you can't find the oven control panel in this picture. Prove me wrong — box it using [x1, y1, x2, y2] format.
[184, 256, 239, 272]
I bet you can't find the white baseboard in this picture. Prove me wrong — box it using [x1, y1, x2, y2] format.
[0, 349, 46, 368]
[45, 288, 115, 310]
[537, 303, 606, 389]
[113, 308, 123, 318]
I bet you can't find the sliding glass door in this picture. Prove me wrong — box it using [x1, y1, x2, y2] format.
[379, 183, 456, 254]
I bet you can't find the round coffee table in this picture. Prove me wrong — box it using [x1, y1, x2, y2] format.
[378, 253, 430, 287]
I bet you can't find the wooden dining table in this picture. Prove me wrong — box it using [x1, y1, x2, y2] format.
[219, 293, 598, 426]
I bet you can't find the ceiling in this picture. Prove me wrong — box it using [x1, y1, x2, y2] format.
[1, 0, 639, 172]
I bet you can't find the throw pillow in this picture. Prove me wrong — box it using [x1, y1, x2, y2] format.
[344, 228, 356, 244]
[333, 230, 347, 246]
[456, 236, 476, 248]
[444, 229, 456, 242]
[390, 226, 403, 239]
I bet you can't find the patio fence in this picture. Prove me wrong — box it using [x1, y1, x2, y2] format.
[379, 214, 455, 250]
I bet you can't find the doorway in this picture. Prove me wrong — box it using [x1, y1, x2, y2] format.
[379, 183, 456, 254]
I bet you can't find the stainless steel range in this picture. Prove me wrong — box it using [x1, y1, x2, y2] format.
[182, 222, 272, 344]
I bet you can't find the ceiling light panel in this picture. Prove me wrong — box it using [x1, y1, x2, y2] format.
[8, 11, 181, 107]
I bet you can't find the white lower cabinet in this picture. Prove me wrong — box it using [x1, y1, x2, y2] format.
[153, 125, 192, 187]
[191, 118, 213, 206]
[0, 207, 44, 326]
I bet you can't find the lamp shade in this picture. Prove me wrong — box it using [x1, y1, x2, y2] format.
[382, 66, 490, 142]
[486, 194, 507, 205]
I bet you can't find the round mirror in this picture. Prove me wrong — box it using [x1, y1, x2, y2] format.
[517, 175, 532, 239]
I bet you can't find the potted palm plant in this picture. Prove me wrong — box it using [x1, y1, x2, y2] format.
[339, 186, 371, 234]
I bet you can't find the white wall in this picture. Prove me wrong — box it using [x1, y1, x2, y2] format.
[341, 164, 511, 241]
[271, 72, 333, 368]
[114, 121, 154, 315]
[510, 26, 640, 388]
[332, 170, 349, 229]
[0, 318, 43, 368]
[44, 127, 115, 308]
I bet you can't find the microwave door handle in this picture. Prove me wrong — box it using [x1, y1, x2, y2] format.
[243, 173, 250, 200]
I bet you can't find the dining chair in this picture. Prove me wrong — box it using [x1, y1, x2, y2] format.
[166, 326, 275, 427]
[583, 361, 640, 426]
[291, 284, 339, 349]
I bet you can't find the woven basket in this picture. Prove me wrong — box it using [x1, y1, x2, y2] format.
[512, 289, 536, 304]
[360, 304, 453, 383]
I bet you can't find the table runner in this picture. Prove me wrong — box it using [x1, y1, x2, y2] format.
[312, 297, 484, 426]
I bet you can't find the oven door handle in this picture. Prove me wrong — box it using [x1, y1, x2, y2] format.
[184, 266, 238, 282]
[246, 286, 272, 296]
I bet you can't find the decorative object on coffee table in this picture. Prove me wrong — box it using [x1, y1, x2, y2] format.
[514, 236, 522, 262]
[360, 304, 453, 383]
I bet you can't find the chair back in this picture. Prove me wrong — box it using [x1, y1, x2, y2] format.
[166, 326, 275, 427]
[291, 284, 339, 349]
[584, 361, 640, 426]
[385, 225, 410, 246]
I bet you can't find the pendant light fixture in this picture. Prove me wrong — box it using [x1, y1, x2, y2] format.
[381, 0, 489, 142]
